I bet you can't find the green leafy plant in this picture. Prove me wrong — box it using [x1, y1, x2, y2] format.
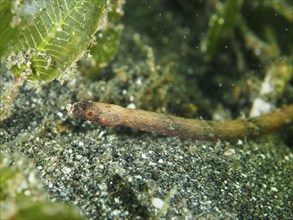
[2, 0, 107, 81]
[0, 0, 124, 120]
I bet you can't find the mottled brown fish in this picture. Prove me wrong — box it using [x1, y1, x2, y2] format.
[67, 101, 293, 141]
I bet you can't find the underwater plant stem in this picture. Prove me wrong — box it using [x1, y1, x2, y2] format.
[0, 76, 25, 121]
[67, 101, 293, 141]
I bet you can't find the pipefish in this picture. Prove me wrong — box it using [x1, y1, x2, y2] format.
[67, 101, 293, 141]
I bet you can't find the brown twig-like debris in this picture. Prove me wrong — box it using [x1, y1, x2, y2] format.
[67, 101, 293, 141]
